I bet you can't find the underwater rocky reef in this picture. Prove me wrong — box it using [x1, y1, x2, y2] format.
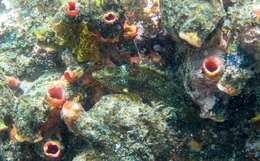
[0, 0, 259, 160]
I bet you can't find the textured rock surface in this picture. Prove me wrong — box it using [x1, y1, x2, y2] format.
[0, 70, 16, 124]
[69, 94, 178, 161]
[160, 0, 225, 47]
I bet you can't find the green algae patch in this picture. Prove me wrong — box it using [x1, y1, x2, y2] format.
[53, 22, 81, 47]
[34, 26, 50, 42]
[73, 24, 101, 62]
[250, 113, 260, 124]
[92, 64, 190, 109]
[53, 22, 100, 63]
[93, 0, 104, 7]
[0, 119, 7, 132]
[59, 0, 69, 4]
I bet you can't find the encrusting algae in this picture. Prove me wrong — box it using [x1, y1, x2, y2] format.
[53, 22, 100, 63]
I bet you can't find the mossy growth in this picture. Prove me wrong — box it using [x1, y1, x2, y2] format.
[92, 64, 189, 108]
[73, 24, 101, 62]
[34, 26, 50, 42]
[0, 119, 7, 131]
[93, 0, 104, 7]
[250, 113, 260, 124]
[59, 0, 69, 4]
[53, 22, 100, 63]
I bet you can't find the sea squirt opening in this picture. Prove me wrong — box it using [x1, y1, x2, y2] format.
[5, 76, 21, 88]
[123, 21, 139, 38]
[67, 1, 79, 16]
[68, 1, 76, 10]
[43, 141, 62, 158]
[61, 101, 82, 129]
[202, 56, 223, 78]
[47, 86, 66, 108]
[48, 87, 64, 100]
[103, 12, 118, 25]
[64, 71, 76, 82]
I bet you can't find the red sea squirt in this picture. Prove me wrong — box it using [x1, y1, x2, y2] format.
[64, 70, 77, 82]
[252, 5, 260, 17]
[103, 12, 118, 25]
[67, 1, 78, 16]
[123, 21, 139, 38]
[5, 76, 20, 88]
[61, 100, 82, 129]
[47, 86, 66, 109]
[202, 56, 223, 79]
[43, 140, 63, 158]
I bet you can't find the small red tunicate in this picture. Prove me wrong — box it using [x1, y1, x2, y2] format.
[43, 141, 63, 158]
[64, 71, 77, 82]
[67, 1, 79, 16]
[5, 76, 20, 88]
[47, 86, 66, 109]
[204, 57, 218, 72]
[252, 5, 260, 17]
[62, 100, 82, 129]
[123, 21, 139, 38]
[103, 12, 118, 24]
[202, 56, 223, 78]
